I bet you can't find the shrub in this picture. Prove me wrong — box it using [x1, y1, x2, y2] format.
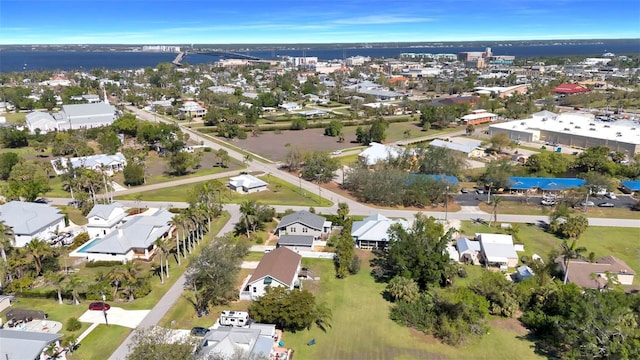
[132, 277, 152, 298]
[348, 254, 361, 274]
[85, 260, 123, 268]
[255, 237, 264, 245]
[71, 232, 90, 249]
[66, 317, 82, 332]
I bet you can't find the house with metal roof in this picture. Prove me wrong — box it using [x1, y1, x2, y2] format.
[86, 202, 127, 238]
[621, 180, 640, 193]
[51, 152, 127, 176]
[198, 325, 275, 360]
[0, 201, 66, 247]
[277, 235, 314, 251]
[0, 329, 62, 360]
[508, 177, 586, 192]
[240, 247, 301, 301]
[351, 214, 409, 249]
[456, 237, 481, 265]
[227, 174, 268, 194]
[477, 233, 518, 268]
[25, 111, 63, 134]
[75, 209, 175, 263]
[429, 138, 483, 157]
[59, 103, 118, 129]
[276, 210, 331, 239]
[358, 142, 404, 166]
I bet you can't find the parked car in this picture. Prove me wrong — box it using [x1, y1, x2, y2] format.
[598, 202, 615, 208]
[605, 192, 617, 199]
[580, 201, 595, 207]
[88, 302, 110, 311]
[541, 199, 556, 206]
[476, 188, 485, 194]
[191, 327, 210, 337]
[460, 187, 469, 193]
[331, 150, 343, 155]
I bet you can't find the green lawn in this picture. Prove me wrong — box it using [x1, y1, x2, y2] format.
[57, 206, 89, 225]
[67, 324, 131, 360]
[116, 175, 333, 206]
[281, 255, 542, 360]
[459, 221, 640, 286]
[2, 112, 26, 123]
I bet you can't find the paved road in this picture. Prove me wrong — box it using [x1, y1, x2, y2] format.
[108, 204, 241, 360]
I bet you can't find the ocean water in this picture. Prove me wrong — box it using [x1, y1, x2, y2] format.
[1, 41, 639, 72]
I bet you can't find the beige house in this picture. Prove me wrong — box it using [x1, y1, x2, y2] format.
[558, 256, 635, 289]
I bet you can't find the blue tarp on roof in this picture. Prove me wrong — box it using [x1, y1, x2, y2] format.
[621, 180, 640, 191]
[408, 174, 460, 186]
[508, 177, 586, 191]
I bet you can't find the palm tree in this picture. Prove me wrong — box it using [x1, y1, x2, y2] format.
[561, 239, 587, 284]
[0, 220, 15, 262]
[489, 195, 503, 227]
[386, 276, 419, 303]
[26, 238, 53, 276]
[168, 215, 182, 265]
[109, 263, 140, 302]
[64, 275, 84, 305]
[314, 302, 333, 332]
[239, 200, 258, 239]
[46, 271, 67, 305]
[154, 237, 169, 283]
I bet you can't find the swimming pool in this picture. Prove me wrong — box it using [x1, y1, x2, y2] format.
[75, 238, 102, 253]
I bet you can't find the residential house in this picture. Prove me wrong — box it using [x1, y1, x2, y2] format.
[278, 103, 302, 112]
[0, 330, 63, 360]
[178, 101, 207, 118]
[25, 112, 59, 134]
[241, 247, 302, 301]
[276, 210, 331, 239]
[456, 237, 481, 264]
[461, 109, 498, 125]
[351, 214, 409, 249]
[473, 84, 529, 98]
[558, 256, 635, 289]
[73, 209, 175, 263]
[227, 174, 268, 194]
[477, 233, 518, 268]
[51, 152, 127, 176]
[86, 202, 127, 238]
[198, 325, 277, 360]
[277, 235, 314, 251]
[0, 201, 66, 247]
[358, 142, 403, 166]
[429, 138, 483, 158]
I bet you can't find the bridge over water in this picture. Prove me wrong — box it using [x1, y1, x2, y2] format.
[172, 50, 262, 65]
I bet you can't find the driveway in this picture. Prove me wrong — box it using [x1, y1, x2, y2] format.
[79, 307, 150, 329]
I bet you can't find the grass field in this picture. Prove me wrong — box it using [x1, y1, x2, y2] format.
[67, 325, 131, 360]
[459, 221, 640, 286]
[281, 254, 542, 360]
[116, 175, 333, 207]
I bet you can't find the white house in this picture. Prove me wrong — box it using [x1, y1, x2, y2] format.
[0, 330, 63, 360]
[477, 233, 518, 268]
[199, 325, 276, 360]
[0, 201, 66, 247]
[227, 174, 268, 194]
[178, 101, 207, 118]
[51, 152, 127, 176]
[357, 142, 403, 166]
[86, 202, 127, 238]
[241, 247, 301, 301]
[456, 237, 481, 264]
[278, 103, 302, 112]
[429, 138, 483, 158]
[276, 210, 331, 239]
[71, 209, 175, 263]
[351, 213, 409, 249]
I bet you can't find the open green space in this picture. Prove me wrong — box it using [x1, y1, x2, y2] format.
[67, 324, 131, 360]
[1, 112, 26, 123]
[116, 175, 333, 206]
[57, 205, 89, 225]
[281, 255, 542, 360]
[478, 200, 640, 220]
[459, 221, 640, 286]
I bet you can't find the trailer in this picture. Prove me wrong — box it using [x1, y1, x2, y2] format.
[219, 310, 250, 327]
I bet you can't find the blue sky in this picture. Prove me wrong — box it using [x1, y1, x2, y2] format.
[1, 0, 639, 44]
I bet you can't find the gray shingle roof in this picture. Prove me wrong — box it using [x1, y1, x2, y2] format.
[278, 235, 314, 247]
[278, 210, 325, 230]
[0, 329, 62, 360]
[0, 201, 65, 236]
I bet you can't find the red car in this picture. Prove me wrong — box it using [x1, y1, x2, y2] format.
[88, 302, 110, 311]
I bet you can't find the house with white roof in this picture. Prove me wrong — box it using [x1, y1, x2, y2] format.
[279, 102, 302, 112]
[429, 138, 483, 158]
[198, 325, 275, 360]
[351, 214, 409, 249]
[477, 233, 518, 268]
[276, 210, 331, 239]
[178, 101, 207, 118]
[456, 237, 481, 264]
[60, 103, 118, 129]
[0, 201, 66, 247]
[358, 142, 403, 166]
[73, 209, 175, 263]
[86, 202, 127, 238]
[240, 247, 302, 301]
[51, 152, 127, 176]
[0, 329, 63, 360]
[227, 174, 268, 194]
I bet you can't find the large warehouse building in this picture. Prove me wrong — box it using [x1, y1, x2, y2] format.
[489, 111, 640, 154]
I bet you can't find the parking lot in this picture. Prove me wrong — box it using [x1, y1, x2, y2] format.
[454, 192, 637, 209]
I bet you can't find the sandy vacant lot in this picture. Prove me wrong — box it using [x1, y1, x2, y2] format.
[231, 128, 352, 161]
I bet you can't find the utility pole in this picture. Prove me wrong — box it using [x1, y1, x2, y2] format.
[445, 186, 449, 222]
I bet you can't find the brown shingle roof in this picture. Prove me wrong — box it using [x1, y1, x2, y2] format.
[248, 247, 301, 286]
[557, 256, 636, 289]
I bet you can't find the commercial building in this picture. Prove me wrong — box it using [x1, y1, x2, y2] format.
[25, 102, 118, 134]
[461, 109, 498, 125]
[489, 111, 640, 154]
